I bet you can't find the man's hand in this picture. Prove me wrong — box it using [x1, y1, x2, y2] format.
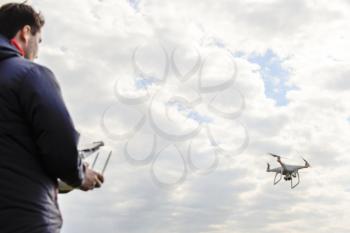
[79, 163, 104, 191]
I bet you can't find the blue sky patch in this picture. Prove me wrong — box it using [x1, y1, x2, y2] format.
[135, 75, 155, 89]
[167, 100, 213, 124]
[128, 0, 141, 11]
[248, 49, 296, 106]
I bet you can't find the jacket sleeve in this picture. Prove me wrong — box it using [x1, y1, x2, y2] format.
[18, 65, 84, 187]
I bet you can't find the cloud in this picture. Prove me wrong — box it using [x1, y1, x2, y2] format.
[1, 0, 350, 232]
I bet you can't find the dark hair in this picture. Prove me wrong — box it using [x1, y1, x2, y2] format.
[0, 2, 45, 40]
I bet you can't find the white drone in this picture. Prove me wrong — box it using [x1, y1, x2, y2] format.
[59, 141, 112, 193]
[266, 153, 310, 189]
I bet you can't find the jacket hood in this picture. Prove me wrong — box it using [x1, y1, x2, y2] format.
[0, 34, 20, 62]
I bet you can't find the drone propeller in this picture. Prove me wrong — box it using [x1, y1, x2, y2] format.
[268, 153, 280, 158]
[268, 153, 288, 159]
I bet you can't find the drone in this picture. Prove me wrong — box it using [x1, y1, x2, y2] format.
[266, 153, 310, 189]
[58, 141, 112, 193]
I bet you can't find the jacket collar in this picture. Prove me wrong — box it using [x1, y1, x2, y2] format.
[0, 34, 21, 62]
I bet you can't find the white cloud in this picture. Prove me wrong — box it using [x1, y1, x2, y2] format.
[2, 0, 350, 232]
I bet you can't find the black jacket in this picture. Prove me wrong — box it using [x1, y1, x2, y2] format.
[0, 35, 84, 233]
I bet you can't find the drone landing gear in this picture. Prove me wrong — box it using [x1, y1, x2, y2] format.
[273, 172, 282, 185]
[291, 172, 300, 189]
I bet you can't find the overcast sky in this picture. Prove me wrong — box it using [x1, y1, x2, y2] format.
[2, 0, 350, 232]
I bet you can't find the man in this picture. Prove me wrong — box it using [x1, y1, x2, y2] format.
[0, 3, 104, 233]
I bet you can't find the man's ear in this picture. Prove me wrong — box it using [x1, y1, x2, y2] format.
[18, 25, 32, 45]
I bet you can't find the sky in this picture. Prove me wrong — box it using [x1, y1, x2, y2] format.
[1, 0, 350, 232]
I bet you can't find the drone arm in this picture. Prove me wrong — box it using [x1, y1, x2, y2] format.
[292, 163, 309, 171]
[299, 157, 311, 169]
[276, 159, 287, 171]
[266, 163, 271, 172]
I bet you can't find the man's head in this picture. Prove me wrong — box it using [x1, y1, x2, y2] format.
[0, 2, 44, 60]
